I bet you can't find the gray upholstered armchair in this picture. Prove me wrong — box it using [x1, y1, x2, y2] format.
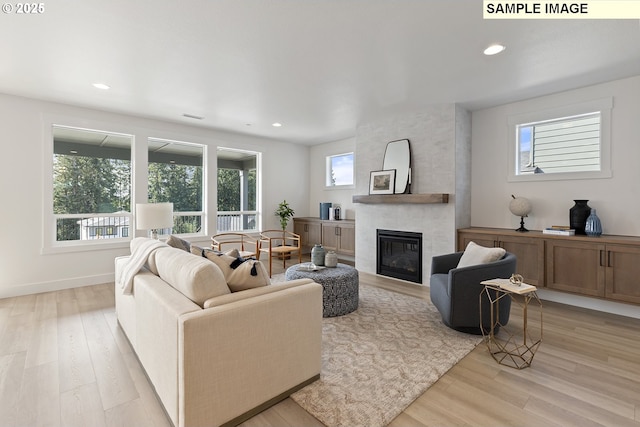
[430, 251, 517, 334]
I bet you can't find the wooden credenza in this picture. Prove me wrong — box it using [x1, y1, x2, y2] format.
[293, 217, 355, 257]
[457, 227, 640, 305]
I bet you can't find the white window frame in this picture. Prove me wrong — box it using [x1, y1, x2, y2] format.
[325, 152, 355, 189]
[507, 97, 612, 182]
[148, 137, 207, 239]
[216, 148, 262, 233]
[43, 117, 135, 254]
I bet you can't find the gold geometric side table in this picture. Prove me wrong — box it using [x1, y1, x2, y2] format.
[480, 278, 543, 369]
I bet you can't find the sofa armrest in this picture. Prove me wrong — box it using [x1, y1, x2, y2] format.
[133, 276, 201, 426]
[178, 282, 322, 427]
[203, 278, 315, 308]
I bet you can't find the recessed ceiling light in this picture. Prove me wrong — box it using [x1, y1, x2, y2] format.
[92, 83, 110, 90]
[272, 122, 282, 127]
[484, 44, 506, 56]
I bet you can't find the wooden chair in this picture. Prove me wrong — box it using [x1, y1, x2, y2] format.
[257, 230, 302, 277]
[211, 232, 258, 258]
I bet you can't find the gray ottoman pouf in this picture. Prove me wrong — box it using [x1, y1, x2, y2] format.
[285, 263, 359, 317]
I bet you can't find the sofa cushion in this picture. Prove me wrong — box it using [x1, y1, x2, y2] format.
[146, 250, 160, 275]
[191, 246, 271, 292]
[154, 247, 230, 306]
[166, 235, 191, 252]
[457, 241, 506, 269]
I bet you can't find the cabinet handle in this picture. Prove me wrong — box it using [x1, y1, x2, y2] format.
[608, 251, 612, 267]
[304, 224, 308, 232]
[335, 227, 341, 236]
[599, 250, 605, 267]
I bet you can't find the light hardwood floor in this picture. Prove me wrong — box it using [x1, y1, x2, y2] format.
[1, 258, 639, 427]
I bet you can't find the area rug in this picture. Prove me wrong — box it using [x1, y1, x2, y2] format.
[277, 276, 482, 427]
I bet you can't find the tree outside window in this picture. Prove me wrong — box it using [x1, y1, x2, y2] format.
[217, 148, 259, 232]
[52, 126, 132, 242]
[148, 138, 204, 235]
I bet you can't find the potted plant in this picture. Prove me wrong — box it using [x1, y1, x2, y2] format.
[275, 200, 295, 231]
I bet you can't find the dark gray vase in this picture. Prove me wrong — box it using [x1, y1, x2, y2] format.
[570, 200, 590, 235]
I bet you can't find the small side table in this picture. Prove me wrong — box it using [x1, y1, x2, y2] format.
[480, 279, 543, 369]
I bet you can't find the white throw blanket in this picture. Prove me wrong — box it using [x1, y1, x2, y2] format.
[118, 237, 168, 294]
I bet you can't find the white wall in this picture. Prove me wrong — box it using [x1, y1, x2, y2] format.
[471, 76, 640, 236]
[308, 137, 357, 220]
[0, 93, 309, 298]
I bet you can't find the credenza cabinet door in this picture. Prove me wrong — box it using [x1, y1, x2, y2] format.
[457, 232, 496, 251]
[498, 235, 545, 288]
[321, 223, 356, 256]
[321, 224, 339, 252]
[546, 239, 606, 297]
[605, 244, 640, 304]
[294, 219, 322, 251]
[457, 230, 544, 288]
[336, 223, 356, 256]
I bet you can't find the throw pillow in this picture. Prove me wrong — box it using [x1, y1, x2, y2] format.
[191, 246, 270, 292]
[457, 241, 506, 268]
[166, 235, 191, 252]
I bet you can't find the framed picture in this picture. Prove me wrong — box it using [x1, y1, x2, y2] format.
[369, 169, 396, 195]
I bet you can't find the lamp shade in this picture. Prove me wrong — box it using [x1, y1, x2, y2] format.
[136, 203, 174, 230]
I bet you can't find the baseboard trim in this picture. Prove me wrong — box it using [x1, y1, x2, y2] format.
[0, 273, 115, 299]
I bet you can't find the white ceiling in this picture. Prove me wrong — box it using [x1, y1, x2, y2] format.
[2, 1, 639, 145]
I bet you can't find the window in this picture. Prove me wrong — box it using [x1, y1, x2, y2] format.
[517, 113, 601, 175]
[217, 148, 260, 232]
[51, 125, 132, 244]
[326, 152, 354, 187]
[148, 138, 205, 236]
[508, 97, 612, 182]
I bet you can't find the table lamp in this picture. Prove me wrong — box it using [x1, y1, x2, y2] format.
[509, 195, 532, 232]
[136, 202, 174, 239]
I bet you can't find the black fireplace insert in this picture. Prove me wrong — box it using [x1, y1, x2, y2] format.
[376, 229, 423, 283]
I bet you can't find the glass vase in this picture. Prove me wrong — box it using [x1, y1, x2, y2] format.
[584, 208, 602, 237]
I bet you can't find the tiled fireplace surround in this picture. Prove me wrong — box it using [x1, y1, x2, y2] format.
[355, 104, 472, 284]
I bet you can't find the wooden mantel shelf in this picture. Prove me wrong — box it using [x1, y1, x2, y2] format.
[352, 193, 449, 204]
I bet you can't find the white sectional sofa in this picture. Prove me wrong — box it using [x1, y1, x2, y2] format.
[114, 238, 323, 427]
